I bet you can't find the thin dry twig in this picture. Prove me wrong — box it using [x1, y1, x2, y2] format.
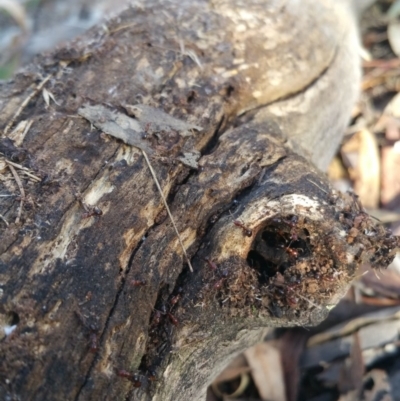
[141, 150, 194, 272]
[0, 214, 9, 227]
[4, 159, 42, 182]
[307, 178, 328, 194]
[6, 161, 25, 224]
[3, 74, 52, 136]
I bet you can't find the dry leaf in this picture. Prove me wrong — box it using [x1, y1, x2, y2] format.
[388, 0, 400, 57]
[212, 354, 250, 385]
[363, 370, 393, 401]
[338, 332, 364, 395]
[279, 329, 309, 401]
[381, 145, 400, 208]
[244, 341, 286, 401]
[123, 104, 202, 137]
[356, 129, 380, 208]
[78, 103, 153, 155]
[388, 22, 400, 58]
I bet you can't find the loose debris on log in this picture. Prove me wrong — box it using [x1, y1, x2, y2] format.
[0, 1, 399, 400]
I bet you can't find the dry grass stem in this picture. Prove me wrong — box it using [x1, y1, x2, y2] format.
[6, 161, 25, 223]
[3, 74, 52, 136]
[0, 213, 9, 226]
[4, 159, 41, 182]
[141, 149, 193, 272]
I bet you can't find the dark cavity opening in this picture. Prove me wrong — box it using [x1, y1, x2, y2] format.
[247, 215, 311, 284]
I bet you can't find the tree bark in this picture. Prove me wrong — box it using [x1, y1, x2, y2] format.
[0, 1, 398, 401]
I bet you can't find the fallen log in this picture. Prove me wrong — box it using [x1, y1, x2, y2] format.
[0, 1, 398, 401]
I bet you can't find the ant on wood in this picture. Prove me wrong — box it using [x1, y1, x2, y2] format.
[116, 367, 158, 388]
[150, 288, 183, 330]
[204, 257, 230, 290]
[130, 279, 147, 287]
[229, 211, 252, 237]
[74, 310, 100, 353]
[76, 194, 103, 220]
[233, 220, 253, 237]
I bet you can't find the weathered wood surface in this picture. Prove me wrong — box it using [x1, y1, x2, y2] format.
[0, 1, 398, 401]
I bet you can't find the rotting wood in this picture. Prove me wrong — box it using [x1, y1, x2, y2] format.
[0, 1, 398, 401]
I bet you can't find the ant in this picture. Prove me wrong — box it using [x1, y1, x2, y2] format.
[88, 328, 99, 353]
[283, 245, 299, 259]
[147, 369, 157, 382]
[284, 281, 302, 306]
[151, 310, 162, 327]
[168, 287, 184, 310]
[269, 276, 302, 308]
[167, 312, 179, 326]
[275, 241, 302, 264]
[284, 215, 300, 241]
[116, 369, 142, 388]
[204, 257, 217, 270]
[130, 279, 147, 287]
[74, 311, 100, 353]
[212, 269, 229, 290]
[169, 294, 181, 307]
[76, 194, 103, 219]
[203, 257, 229, 289]
[269, 302, 283, 318]
[273, 214, 301, 242]
[233, 220, 253, 237]
[151, 293, 181, 330]
[228, 210, 252, 237]
[213, 277, 225, 290]
[82, 206, 103, 219]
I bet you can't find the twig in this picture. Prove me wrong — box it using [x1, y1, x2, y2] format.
[21, 170, 42, 182]
[6, 161, 25, 224]
[0, 214, 9, 227]
[3, 74, 52, 136]
[295, 292, 323, 309]
[141, 150, 193, 272]
[307, 178, 328, 194]
[4, 159, 42, 182]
